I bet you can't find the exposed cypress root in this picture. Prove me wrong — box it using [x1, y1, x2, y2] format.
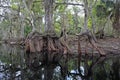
[77, 31, 106, 56]
[25, 31, 70, 64]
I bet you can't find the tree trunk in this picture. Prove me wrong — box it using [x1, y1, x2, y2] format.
[113, 0, 120, 34]
[25, 0, 70, 64]
[83, 0, 89, 32]
[22, 0, 36, 32]
[44, 0, 54, 33]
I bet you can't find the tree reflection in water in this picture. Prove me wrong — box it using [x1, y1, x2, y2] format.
[0, 44, 120, 80]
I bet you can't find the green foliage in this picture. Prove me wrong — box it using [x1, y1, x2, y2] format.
[54, 22, 61, 35]
[96, 4, 107, 18]
[32, 0, 43, 14]
[24, 25, 32, 36]
[11, 4, 19, 10]
[0, 0, 117, 39]
[0, 21, 10, 30]
[90, 0, 115, 36]
[67, 26, 81, 35]
[88, 18, 92, 28]
[57, 5, 66, 13]
[93, 0, 114, 19]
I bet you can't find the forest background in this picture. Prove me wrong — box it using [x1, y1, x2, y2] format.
[0, 0, 119, 41]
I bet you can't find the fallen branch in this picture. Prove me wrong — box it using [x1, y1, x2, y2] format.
[55, 2, 84, 6]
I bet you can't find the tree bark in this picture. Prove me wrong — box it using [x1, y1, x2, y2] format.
[44, 0, 54, 33]
[113, 0, 120, 33]
[83, 0, 89, 32]
[22, 0, 36, 32]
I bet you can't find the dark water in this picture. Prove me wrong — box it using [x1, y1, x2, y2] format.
[0, 44, 120, 80]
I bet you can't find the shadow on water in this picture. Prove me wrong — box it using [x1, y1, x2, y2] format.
[0, 44, 120, 80]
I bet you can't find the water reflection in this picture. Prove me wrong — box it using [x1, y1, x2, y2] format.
[0, 44, 120, 80]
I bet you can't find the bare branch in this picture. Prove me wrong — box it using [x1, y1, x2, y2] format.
[0, 5, 10, 8]
[55, 2, 84, 6]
